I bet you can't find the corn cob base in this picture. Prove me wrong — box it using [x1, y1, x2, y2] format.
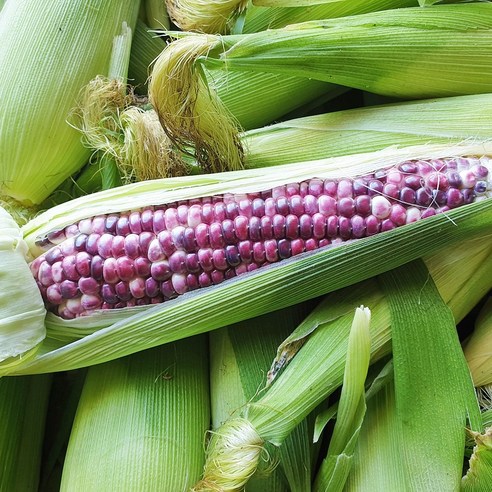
[30, 156, 491, 319]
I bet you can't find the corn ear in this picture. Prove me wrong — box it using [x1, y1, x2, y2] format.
[206, 4, 492, 98]
[0, 206, 46, 367]
[164, 0, 417, 34]
[149, 3, 492, 170]
[3, 142, 491, 375]
[194, 240, 492, 490]
[0, 375, 52, 492]
[130, 21, 339, 136]
[210, 303, 317, 491]
[0, 0, 140, 206]
[464, 298, 492, 388]
[60, 335, 210, 491]
[242, 0, 418, 33]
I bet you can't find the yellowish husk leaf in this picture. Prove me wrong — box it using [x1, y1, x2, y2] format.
[0, 207, 46, 364]
[464, 298, 492, 387]
[462, 427, 492, 491]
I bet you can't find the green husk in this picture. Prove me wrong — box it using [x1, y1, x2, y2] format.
[0, 206, 46, 367]
[313, 306, 371, 492]
[210, 302, 318, 491]
[0, 0, 140, 206]
[150, 3, 492, 170]
[2, 143, 491, 376]
[378, 260, 481, 490]
[344, 374, 403, 490]
[242, 93, 492, 168]
[0, 375, 52, 492]
[242, 0, 418, 33]
[144, 0, 170, 29]
[164, 0, 418, 35]
[128, 19, 163, 94]
[60, 335, 210, 491]
[193, 241, 492, 490]
[38, 370, 87, 492]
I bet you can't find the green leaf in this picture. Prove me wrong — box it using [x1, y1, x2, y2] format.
[60, 336, 210, 491]
[345, 375, 405, 490]
[313, 307, 371, 492]
[378, 260, 481, 490]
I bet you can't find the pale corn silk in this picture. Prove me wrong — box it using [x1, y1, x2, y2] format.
[30, 156, 491, 319]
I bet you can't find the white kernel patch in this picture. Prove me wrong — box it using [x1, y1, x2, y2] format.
[371, 196, 391, 219]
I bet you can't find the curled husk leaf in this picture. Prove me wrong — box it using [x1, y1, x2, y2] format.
[0, 207, 46, 366]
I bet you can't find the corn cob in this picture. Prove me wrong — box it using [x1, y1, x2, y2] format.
[29, 155, 491, 320]
[5, 143, 490, 376]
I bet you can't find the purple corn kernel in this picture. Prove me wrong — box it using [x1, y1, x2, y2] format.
[79, 277, 100, 296]
[60, 280, 78, 299]
[51, 261, 65, 284]
[103, 258, 119, 284]
[111, 236, 125, 258]
[116, 216, 130, 236]
[31, 155, 490, 319]
[105, 215, 118, 234]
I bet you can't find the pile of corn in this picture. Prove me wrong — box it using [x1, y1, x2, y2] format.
[1, 1, 492, 490]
